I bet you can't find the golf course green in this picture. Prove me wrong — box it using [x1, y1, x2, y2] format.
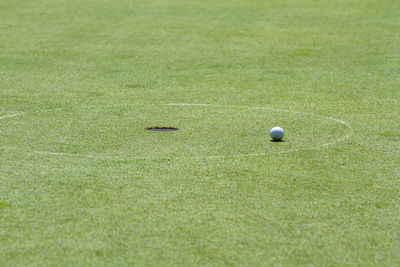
[1, 0, 399, 265]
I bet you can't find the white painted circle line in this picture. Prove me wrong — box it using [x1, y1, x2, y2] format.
[0, 104, 353, 160]
[0, 113, 24, 120]
[168, 103, 354, 158]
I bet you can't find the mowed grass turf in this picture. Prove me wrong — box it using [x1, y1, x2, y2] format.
[0, 0, 399, 265]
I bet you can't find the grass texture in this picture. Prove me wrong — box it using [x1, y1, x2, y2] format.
[0, 0, 399, 265]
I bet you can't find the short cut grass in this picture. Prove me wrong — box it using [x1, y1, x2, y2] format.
[0, 0, 399, 265]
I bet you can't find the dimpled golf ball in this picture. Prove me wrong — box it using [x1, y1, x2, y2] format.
[270, 126, 284, 141]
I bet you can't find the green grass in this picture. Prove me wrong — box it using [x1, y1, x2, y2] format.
[0, 0, 399, 265]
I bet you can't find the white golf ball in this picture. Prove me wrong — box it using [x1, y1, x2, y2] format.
[270, 126, 284, 141]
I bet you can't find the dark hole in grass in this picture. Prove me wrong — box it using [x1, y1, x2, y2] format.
[146, 127, 178, 132]
[270, 140, 284, 142]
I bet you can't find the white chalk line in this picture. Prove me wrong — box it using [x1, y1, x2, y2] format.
[0, 113, 24, 120]
[168, 103, 354, 159]
[0, 103, 353, 160]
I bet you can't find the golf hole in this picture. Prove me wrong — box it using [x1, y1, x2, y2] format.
[146, 127, 178, 132]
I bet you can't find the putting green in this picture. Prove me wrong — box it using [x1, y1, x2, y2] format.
[0, 104, 351, 159]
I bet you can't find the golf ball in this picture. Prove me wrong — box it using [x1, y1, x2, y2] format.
[270, 127, 284, 141]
